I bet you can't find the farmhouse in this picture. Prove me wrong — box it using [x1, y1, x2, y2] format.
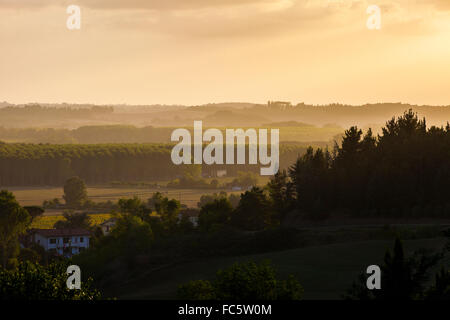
[27, 228, 91, 257]
[178, 208, 199, 228]
[100, 218, 117, 235]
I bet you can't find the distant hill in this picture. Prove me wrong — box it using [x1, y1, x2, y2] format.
[263, 121, 315, 127]
[2, 101, 450, 129]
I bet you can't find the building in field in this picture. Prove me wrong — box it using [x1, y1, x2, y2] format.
[27, 228, 91, 257]
[267, 101, 292, 110]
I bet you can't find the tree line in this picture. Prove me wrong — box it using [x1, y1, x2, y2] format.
[0, 125, 174, 144]
[0, 143, 305, 186]
[0, 104, 113, 117]
[273, 110, 450, 219]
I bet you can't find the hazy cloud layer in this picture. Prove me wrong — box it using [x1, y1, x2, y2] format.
[430, 0, 450, 11]
[89, 0, 441, 39]
[0, 1, 444, 40]
[78, 0, 277, 10]
[0, 0, 284, 10]
[1, 0, 449, 12]
[1, 0, 450, 106]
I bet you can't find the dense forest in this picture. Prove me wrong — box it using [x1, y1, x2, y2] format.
[0, 125, 341, 144]
[0, 104, 113, 123]
[282, 110, 450, 219]
[0, 126, 175, 144]
[0, 143, 305, 186]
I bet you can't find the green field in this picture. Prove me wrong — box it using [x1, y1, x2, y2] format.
[106, 237, 449, 300]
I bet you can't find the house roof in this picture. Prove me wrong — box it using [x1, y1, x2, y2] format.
[31, 228, 91, 238]
[180, 208, 200, 217]
[100, 218, 117, 226]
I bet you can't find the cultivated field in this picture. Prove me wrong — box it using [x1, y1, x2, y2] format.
[4, 185, 244, 211]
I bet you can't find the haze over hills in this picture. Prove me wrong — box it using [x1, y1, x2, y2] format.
[2, 101, 450, 128]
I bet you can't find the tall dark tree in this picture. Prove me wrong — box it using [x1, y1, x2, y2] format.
[231, 187, 275, 231]
[267, 170, 294, 221]
[198, 198, 233, 232]
[119, 196, 150, 221]
[110, 214, 153, 257]
[0, 190, 31, 269]
[424, 268, 450, 300]
[289, 147, 331, 218]
[147, 193, 181, 234]
[23, 206, 44, 223]
[345, 238, 443, 300]
[287, 110, 450, 219]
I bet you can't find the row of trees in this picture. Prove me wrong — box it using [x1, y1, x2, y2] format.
[0, 143, 181, 185]
[0, 104, 113, 117]
[269, 110, 450, 219]
[84, 189, 449, 300]
[198, 187, 279, 232]
[0, 125, 174, 144]
[189, 110, 450, 230]
[0, 142, 305, 186]
[2, 185, 448, 300]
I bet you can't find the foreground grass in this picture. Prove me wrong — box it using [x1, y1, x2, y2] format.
[109, 237, 448, 300]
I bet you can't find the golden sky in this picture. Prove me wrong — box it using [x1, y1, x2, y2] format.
[1, 0, 450, 105]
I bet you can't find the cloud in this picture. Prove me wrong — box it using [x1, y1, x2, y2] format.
[1, 0, 445, 40]
[0, 0, 53, 9]
[0, 0, 359, 40]
[429, 0, 450, 11]
[2, 0, 449, 13]
[0, 0, 282, 10]
[100, 0, 340, 39]
[79, 0, 275, 10]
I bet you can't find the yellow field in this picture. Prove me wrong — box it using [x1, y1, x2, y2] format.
[31, 213, 112, 229]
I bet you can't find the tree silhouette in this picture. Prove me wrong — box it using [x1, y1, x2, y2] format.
[63, 177, 88, 208]
[344, 238, 443, 300]
[0, 190, 31, 269]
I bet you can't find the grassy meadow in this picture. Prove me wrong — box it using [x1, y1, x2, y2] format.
[108, 237, 449, 300]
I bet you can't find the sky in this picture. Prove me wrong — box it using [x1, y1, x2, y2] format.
[1, 0, 450, 106]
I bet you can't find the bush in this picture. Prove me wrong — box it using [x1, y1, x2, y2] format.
[177, 261, 303, 300]
[178, 280, 216, 300]
[198, 198, 233, 232]
[0, 261, 102, 300]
